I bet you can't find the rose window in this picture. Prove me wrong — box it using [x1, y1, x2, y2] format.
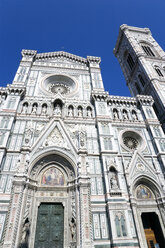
[123, 136, 138, 150]
[49, 83, 70, 95]
[41, 74, 77, 96]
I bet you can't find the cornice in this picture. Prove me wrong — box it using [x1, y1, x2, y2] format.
[91, 90, 109, 101]
[108, 95, 137, 106]
[136, 95, 154, 106]
[21, 49, 101, 66]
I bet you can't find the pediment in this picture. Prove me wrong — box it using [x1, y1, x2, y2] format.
[127, 151, 157, 183]
[30, 118, 77, 155]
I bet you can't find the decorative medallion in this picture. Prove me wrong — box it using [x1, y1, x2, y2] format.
[123, 136, 138, 150]
[136, 163, 145, 172]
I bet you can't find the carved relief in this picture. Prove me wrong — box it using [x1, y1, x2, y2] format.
[44, 127, 68, 149]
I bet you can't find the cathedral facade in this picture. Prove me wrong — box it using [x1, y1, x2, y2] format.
[0, 25, 165, 248]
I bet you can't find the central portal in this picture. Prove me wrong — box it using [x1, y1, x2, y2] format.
[34, 203, 64, 248]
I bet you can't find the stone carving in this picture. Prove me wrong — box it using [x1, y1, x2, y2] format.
[123, 110, 128, 120]
[87, 108, 92, 117]
[113, 109, 119, 119]
[78, 131, 86, 148]
[110, 173, 119, 189]
[22, 103, 28, 114]
[19, 218, 30, 248]
[44, 127, 68, 149]
[68, 106, 74, 116]
[78, 107, 83, 117]
[54, 104, 62, 116]
[32, 104, 37, 114]
[42, 105, 47, 114]
[132, 110, 138, 120]
[24, 123, 34, 146]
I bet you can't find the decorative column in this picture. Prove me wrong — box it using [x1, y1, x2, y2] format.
[77, 130, 93, 248]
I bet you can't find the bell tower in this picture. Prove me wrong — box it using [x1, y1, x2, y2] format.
[114, 24, 165, 131]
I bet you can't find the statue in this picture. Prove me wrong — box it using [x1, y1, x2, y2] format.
[69, 217, 76, 241]
[123, 111, 128, 120]
[68, 107, 73, 116]
[113, 110, 119, 119]
[78, 108, 83, 117]
[87, 108, 92, 117]
[110, 173, 118, 189]
[32, 105, 37, 114]
[54, 104, 61, 116]
[42, 105, 47, 114]
[19, 218, 30, 248]
[22, 104, 28, 113]
[132, 111, 138, 120]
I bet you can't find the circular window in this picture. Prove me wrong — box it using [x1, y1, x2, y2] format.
[123, 136, 138, 150]
[121, 130, 145, 151]
[40, 74, 78, 96]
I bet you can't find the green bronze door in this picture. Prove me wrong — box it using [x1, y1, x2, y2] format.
[34, 203, 64, 248]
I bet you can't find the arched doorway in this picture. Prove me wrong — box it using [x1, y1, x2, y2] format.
[22, 153, 77, 248]
[133, 181, 165, 248]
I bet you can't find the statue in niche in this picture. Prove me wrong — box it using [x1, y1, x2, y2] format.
[87, 108, 92, 117]
[110, 168, 119, 189]
[69, 217, 76, 241]
[132, 111, 138, 120]
[78, 107, 83, 117]
[32, 105, 37, 114]
[42, 105, 47, 114]
[54, 104, 61, 116]
[113, 109, 119, 119]
[123, 110, 128, 120]
[22, 104, 28, 114]
[68, 106, 73, 116]
[19, 218, 30, 248]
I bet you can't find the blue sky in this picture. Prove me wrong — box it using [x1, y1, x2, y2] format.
[1, 0, 165, 96]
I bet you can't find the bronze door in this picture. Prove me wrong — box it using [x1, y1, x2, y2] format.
[34, 203, 64, 248]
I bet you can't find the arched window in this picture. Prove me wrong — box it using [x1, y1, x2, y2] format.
[126, 53, 135, 70]
[141, 45, 155, 57]
[138, 75, 146, 87]
[132, 110, 138, 120]
[154, 66, 163, 77]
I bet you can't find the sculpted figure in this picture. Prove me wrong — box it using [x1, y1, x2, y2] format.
[69, 217, 76, 241]
[68, 107, 73, 116]
[54, 104, 61, 115]
[78, 108, 83, 117]
[110, 173, 118, 189]
[42, 105, 47, 114]
[19, 218, 30, 248]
